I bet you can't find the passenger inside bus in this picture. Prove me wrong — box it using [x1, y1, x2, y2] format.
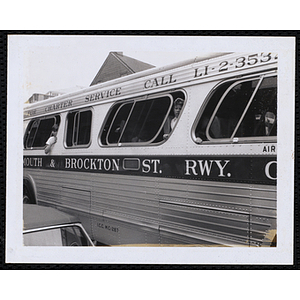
[44, 124, 58, 154]
[163, 98, 184, 139]
[194, 76, 277, 142]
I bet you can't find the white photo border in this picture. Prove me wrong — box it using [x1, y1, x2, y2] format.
[6, 34, 295, 264]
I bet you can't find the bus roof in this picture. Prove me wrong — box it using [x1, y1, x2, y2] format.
[24, 52, 229, 107]
[24, 52, 278, 119]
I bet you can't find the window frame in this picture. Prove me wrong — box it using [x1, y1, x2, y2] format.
[192, 72, 277, 144]
[106, 100, 135, 145]
[99, 91, 185, 147]
[23, 115, 61, 150]
[64, 108, 93, 149]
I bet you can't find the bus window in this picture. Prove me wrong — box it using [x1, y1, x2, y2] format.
[194, 75, 277, 143]
[120, 97, 170, 143]
[24, 115, 60, 149]
[235, 76, 277, 137]
[208, 79, 260, 139]
[107, 102, 133, 144]
[25, 119, 39, 148]
[66, 110, 92, 147]
[101, 93, 184, 146]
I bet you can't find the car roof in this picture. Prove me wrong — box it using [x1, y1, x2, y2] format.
[23, 204, 80, 231]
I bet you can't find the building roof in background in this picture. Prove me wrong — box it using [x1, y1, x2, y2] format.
[90, 51, 155, 86]
[26, 86, 86, 103]
[47, 85, 86, 96]
[26, 52, 155, 103]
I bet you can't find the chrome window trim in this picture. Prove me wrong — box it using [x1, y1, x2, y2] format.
[191, 71, 277, 144]
[64, 107, 93, 149]
[99, 90, 187, 148]
[24, 115, 60, 150]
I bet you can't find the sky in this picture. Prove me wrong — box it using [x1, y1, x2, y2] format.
[8, 35, 296, 103]
[9, 35, 219, 102]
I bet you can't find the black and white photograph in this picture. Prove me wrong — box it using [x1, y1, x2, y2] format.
[6, 34, 295, 264]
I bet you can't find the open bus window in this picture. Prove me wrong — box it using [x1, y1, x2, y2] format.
[107, 102, 133, 144]
[24, 115, 60, 149]
[66, 110, 92, 147]
[235, 76, 277, 138]
[100, 91, 185, 146]
[194, 75, 277, 143]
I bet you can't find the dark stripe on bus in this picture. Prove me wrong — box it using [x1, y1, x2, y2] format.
[23, 155, 277, 185]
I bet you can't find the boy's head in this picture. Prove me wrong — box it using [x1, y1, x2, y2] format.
[173, 98, 184, 117]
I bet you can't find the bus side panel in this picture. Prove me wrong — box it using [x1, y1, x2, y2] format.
[25, 167, 276, 246]
[28, 169, 160, 245]
[249, 184, 277, 246]
[89, 174, 160, 245]
[158, 178, 276, 246]
[158, 178, 252, 246]
[26, 168, 94, 236]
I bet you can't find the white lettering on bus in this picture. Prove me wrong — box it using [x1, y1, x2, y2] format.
[185, 160, 230, 177]
[198, 160, 213, 176]
[214, 160, 230, 177]
[65, 158, 70, 168]
[142, 159, 161, 173]
[84, 158, 89, 169]
[65, 158, 120, 171]
[103, 159, 111, 171]
[90, 159, 97, 170]
[77, 158, 83, 169]
[112, 159, 120, 171]
[265, 161, 277, 180]
[71, 158, 77, 169]
[142, 159, 151, 173]
[23, 157, 43, 167]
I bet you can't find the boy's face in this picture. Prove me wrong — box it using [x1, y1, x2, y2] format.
[174, 105, 182, 118]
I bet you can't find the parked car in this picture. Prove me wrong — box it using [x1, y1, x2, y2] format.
[23, 204, 94, 246]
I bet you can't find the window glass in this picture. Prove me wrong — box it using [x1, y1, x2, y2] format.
[32, 118, 56, 147]
[208, 79, 259, 139]
[25, 120, 39, 148]
[194, 82, 233, 142]
[24, 115, 60, 149]
[66, 112, 75, 146]
[120, 97, 170, 143]
[101, 93, 180, 146]
[235, 76, 277, 137]
[194, 75, 277, 143]
[107, 102, 133, 144]
[66, 110, 92, 147]
[78, 111, 92, 145]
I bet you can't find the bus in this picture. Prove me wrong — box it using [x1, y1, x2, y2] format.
[23, 52, 277, 247]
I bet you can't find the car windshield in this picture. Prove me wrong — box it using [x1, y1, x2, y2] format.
[24, 225, 91, 246]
